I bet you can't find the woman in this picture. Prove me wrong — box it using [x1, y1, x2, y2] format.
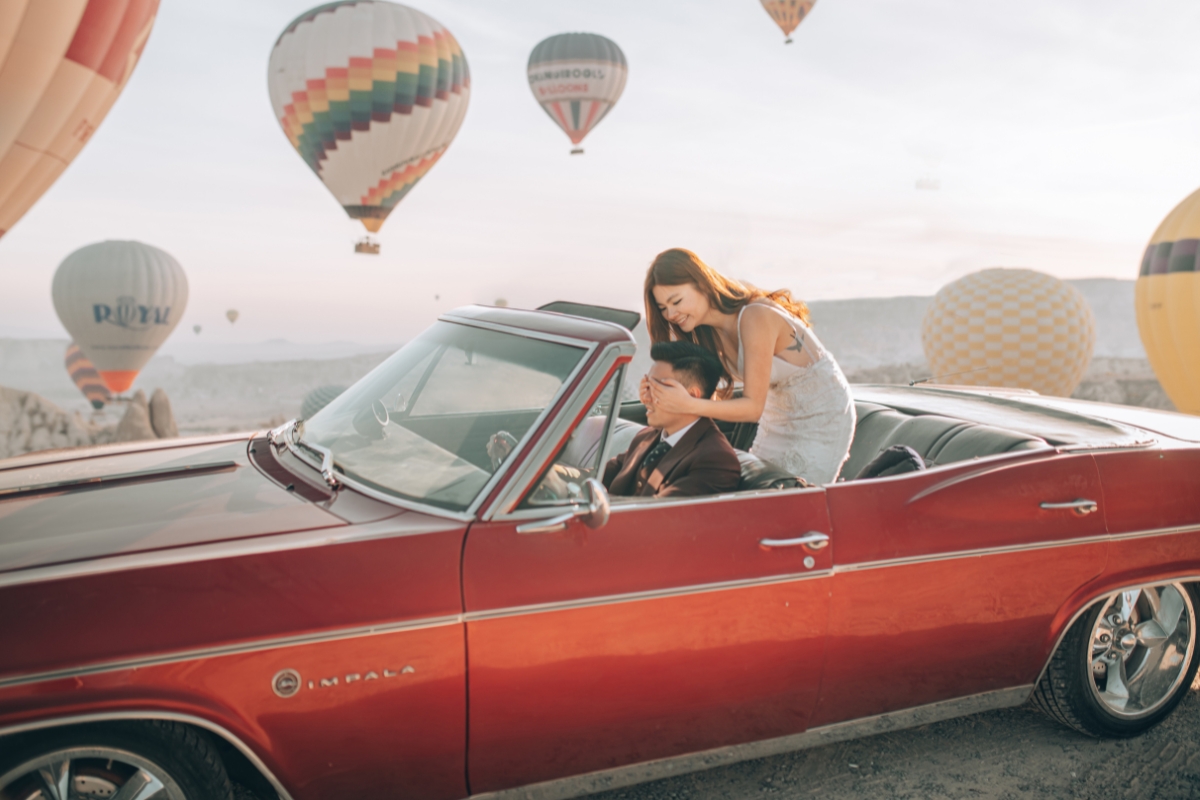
[641, 248, 855, 485]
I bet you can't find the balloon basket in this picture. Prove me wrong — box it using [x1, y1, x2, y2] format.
[785, 38, 793, 44]
[354, 237, 381, 255]
[570, 147, 584, 155]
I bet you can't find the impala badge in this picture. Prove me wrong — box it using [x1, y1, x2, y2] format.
[273, 669, 301, 698]
[272, 665, 415, 698]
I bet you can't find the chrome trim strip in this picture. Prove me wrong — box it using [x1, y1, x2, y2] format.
[835, 522, 1200, 574]
[834, 532, 1112, 573]
[0, 614, 462, 690]
[1032, 575, 1200, 691]
[1109, 523, 1200, 542]
[470, 685, 1033, 800]
[0, 461, 238, 499]
[0, 711, 296, 800]
[465, 569, 832, 623]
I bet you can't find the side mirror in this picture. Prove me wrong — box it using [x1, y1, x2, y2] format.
[516, 478, 610, 534]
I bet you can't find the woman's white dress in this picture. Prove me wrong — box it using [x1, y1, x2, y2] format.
[733, 302, 856, 484]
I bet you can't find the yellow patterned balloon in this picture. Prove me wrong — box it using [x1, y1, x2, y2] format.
[921, 268, 1095, 397]
[1135, 188, 1200, 414]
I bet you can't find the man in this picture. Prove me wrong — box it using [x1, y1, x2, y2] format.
[604, 341, 741, 498]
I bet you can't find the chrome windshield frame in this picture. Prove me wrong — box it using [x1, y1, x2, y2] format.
[482, 341, 636, 522]
[281, 316, 602, 521]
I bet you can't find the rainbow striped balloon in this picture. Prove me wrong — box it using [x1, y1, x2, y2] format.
[268, 1, 470, 234]
[65, 342, 111, 410]
[0, 0, 160, 239]
[528, 33, 627, 154]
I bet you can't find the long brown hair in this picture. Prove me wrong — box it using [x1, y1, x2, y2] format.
[644, 248, 811, 393]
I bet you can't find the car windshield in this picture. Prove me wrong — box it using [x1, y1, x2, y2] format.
[298, 321, 587, 511]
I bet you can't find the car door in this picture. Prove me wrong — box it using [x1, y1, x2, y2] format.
[462, 483, 834, 793]
[814, 450, 1108, 728]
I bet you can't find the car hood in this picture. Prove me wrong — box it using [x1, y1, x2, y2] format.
[0, 434, 343, 575]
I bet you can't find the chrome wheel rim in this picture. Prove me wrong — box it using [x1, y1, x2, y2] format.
[0, 746, 187, 800]
[1087, 582, 1196, 719]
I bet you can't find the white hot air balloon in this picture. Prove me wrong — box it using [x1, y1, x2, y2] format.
[527, 32, 627, 155]
[51, 241, 187, 393]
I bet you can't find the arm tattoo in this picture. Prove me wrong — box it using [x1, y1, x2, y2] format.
[784, 330, 806, 355]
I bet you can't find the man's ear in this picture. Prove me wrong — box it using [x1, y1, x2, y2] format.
[686, 384, 704, 399]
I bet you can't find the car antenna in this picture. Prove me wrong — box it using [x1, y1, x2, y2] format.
[909, 365, 992, 387]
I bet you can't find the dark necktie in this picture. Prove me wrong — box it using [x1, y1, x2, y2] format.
[638, 439, 672, 482]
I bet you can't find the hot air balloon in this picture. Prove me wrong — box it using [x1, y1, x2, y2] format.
[1136, 188, 1200, 413]
[760, 0, 817, 43]
[64, 342, 111, 410]
[51, 240, 187, 394]
[527, 33, 627, 155]
[226, 309, 239, 324]
[921, 268, 1095, 397]
[0, 0, 160, 239]
[193, 324, 201, 335]
[267, 1, 470, 245]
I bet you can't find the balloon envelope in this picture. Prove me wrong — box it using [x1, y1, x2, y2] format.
[64, 342, 111, 410]
[760, 0, 817, 41]
[268, 1, 470, 233]
[921, 268, 1095, 397]
[51, 240, 188, 393]
[1136, 187, 1200, 413]
[226, 309, 238, 324]
[527, 33, 627, 150]
[0, 0, 160, 239]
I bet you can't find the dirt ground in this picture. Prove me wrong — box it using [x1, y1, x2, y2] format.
[588, 678, 1200, 800]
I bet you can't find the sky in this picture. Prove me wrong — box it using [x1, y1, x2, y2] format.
[3, 0, 1200, 345]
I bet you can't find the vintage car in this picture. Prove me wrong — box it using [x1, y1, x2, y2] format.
[1, 303, 1199, 800]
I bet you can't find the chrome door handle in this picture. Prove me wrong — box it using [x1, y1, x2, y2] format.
[760, 532, 829, 550]
[515, 512, 574, 534]
[1039, 499, 1098, 516]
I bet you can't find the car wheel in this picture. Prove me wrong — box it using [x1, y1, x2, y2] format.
[0, 720, 233, 800]
[1034, 581, 1200, 737]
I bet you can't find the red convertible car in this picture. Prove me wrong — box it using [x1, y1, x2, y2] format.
[1, 303, 1199, 800]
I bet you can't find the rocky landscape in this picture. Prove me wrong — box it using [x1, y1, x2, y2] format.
[0, 278, 1175, 459]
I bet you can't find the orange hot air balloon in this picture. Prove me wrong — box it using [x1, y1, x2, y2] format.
[0, 0, 161, 239]
[760, 0, 817, 43]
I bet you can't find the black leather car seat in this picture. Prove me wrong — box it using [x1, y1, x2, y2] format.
[839, 401, 1049, 480]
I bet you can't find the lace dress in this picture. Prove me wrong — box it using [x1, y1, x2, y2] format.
[733, 302, 856, 484]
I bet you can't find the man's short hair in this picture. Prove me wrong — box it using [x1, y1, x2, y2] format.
[650, 340, 723, 399]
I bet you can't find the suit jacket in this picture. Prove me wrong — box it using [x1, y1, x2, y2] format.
[603, 417, 741, 499]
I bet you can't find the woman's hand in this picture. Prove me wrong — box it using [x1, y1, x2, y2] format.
[647, 377, 697, 415]
[638, 375, 653, 406]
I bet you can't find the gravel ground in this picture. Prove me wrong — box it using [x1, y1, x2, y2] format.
[587, 679, 1200, 800]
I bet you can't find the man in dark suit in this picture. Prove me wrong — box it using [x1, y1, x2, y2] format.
[603, 341, 741, 499]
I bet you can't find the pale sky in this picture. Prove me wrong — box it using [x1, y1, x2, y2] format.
[3, 0, 1200, 345]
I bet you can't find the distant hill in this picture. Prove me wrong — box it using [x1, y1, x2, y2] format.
[805, 278, 1143, 371]
[0, 279, 1166, 433]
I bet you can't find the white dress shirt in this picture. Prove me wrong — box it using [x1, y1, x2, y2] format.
[661, 419, 698, 447]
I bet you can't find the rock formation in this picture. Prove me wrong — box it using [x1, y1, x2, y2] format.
[0, 386, 181, 460]
[0, 386, 115, 460]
